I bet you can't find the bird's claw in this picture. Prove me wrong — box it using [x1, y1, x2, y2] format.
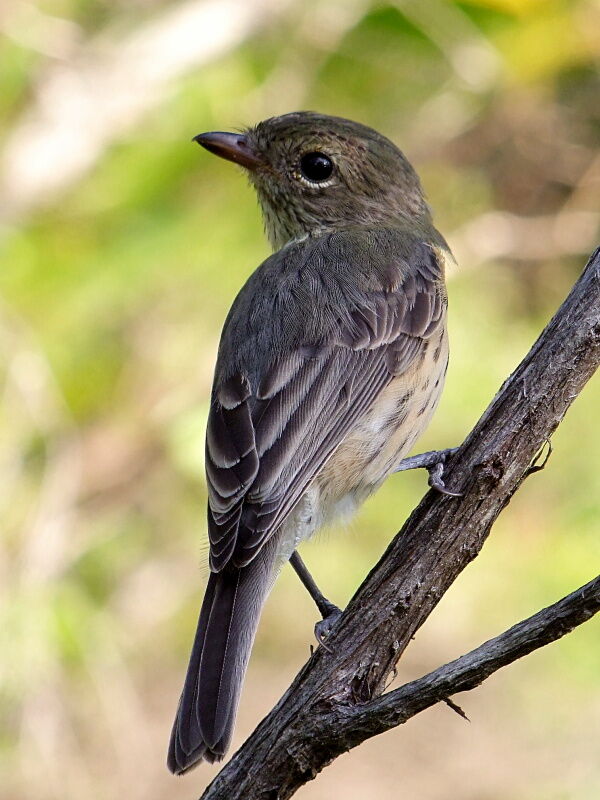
[427, 460, 463, 497]
[314, 607, 343, 651]
[395, 447, 462, 497]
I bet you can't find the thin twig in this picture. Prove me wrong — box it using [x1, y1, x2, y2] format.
[330, 575, 600, 746]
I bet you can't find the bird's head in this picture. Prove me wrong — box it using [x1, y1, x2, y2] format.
[194, 111, 431, 250]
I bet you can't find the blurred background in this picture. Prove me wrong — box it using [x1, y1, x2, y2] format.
[1, 1, 599, 798]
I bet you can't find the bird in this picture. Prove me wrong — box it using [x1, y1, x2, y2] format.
[167, 111, 459, 774]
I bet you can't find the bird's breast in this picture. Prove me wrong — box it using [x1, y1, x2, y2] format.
[274, 325, 449, 563]
[315, 326, 449, 514]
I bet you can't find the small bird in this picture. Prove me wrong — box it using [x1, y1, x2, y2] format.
[168, 112, 458, 774]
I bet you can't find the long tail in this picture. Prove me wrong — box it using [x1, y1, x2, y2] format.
[168, 538, 278, 774]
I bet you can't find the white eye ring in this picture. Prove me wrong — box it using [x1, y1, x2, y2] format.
[292, 170, 336, 189]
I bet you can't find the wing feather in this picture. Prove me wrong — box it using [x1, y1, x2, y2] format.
[205, 231, 448, 571]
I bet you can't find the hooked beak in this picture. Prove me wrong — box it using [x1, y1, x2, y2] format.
[192, 131, 263, 170]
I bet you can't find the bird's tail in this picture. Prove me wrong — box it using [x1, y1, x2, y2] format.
[168, 538, 278, 774]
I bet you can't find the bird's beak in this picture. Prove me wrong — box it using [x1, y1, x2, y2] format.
[193, 131, 263, 170]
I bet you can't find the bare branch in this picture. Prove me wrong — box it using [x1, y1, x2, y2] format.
[324, 575, 600, 748]
[200, 248, 600, 800]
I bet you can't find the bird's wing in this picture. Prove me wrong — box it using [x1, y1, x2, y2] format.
[205, 233, 447, 570]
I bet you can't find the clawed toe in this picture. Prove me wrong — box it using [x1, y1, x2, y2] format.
[315, 607, 343, 649]
[394, 447, 462, 497]
[427, 460, 463, 497]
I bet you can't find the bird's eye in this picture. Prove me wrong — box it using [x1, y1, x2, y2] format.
[299, 152, 334, 183]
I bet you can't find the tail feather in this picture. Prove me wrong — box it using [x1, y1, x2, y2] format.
[168, 538, 278, 774]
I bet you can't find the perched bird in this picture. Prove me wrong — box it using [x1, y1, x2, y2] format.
[168, 112, 458, 774]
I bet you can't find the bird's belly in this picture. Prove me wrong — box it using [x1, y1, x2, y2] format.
[316, 330, 449, 514]
[275, 330, 448, 563]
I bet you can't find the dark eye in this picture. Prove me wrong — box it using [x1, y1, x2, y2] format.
[299, 152, 334, 183]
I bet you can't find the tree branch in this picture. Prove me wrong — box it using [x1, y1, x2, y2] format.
[323, 575, 600, 748]
[200, 248, 600, 800]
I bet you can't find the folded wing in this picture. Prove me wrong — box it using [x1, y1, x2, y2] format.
[205, 233, 447, 571]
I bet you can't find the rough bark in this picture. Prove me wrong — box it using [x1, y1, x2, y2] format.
[200, 248, 600, 800]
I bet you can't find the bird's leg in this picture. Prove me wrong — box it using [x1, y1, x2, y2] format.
[289, 551, 342, 646]
[394, 447, 462, 497]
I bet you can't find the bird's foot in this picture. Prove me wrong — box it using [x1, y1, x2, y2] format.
[314, 603, 343, 651]
[394, 447, 463, 497]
